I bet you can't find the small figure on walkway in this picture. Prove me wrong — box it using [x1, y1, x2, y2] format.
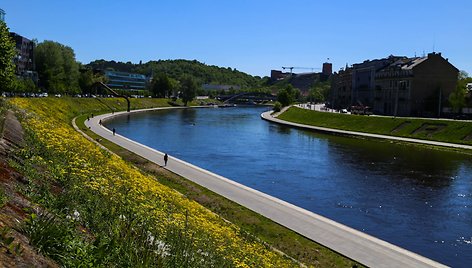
[91, 113, 94, 118]
[99, 119, 102, 125]
[112, 128, 116, 135]
[87, 116, 90, 121]
[164, 153, 168, 166]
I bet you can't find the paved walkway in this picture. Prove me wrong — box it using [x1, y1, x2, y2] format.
[83, 107, 448, 268]
[262, 109, 472, 151]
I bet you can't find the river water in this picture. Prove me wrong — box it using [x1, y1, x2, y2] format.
[105, 106, 472, 267]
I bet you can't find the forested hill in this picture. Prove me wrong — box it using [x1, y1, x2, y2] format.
[87, 59, 263, 89]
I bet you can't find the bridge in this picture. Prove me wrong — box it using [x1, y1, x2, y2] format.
[217, 92, 276, 104]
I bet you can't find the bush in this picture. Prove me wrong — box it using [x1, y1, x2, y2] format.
[273, 101, 282, 112]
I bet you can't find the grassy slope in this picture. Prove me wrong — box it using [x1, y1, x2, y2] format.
[278, 107, 472, 146]
[47, 97, 359, 267]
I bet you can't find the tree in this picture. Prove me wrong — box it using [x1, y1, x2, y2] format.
[449, 71, 472, 113]
[79, 67, 107, 95]
[151, 72, 172, 98]
[0, 21, 16, 92]
[449, 84, 467, 113]
[180, 75, 197, 106]
[277, 89, 292, 107]
[35, 40, 80, 94]
[277, 84, 299, 107]
[12, 78, 38, 93]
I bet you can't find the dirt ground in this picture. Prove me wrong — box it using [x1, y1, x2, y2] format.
[0, 111, 57, 268]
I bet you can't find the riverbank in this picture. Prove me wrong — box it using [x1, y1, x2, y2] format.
[85, 105, 446, 268]
[270, 106, 472, 150]
[5, 97, 360, 267]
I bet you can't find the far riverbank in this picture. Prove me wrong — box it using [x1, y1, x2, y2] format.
[271, 106, 472, 150]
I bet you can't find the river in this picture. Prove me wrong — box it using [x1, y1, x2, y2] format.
[105, 106, 472, 267]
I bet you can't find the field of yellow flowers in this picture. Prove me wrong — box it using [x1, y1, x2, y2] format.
[9, 97, 299, 267]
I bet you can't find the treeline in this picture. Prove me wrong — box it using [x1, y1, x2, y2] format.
[88, 59, 264, 89]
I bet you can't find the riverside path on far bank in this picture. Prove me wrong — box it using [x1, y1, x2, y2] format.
[262, 107, 472, 151]
[84, 107, 448, 268]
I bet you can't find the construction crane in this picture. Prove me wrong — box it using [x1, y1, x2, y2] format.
[282, 66, 321, 74]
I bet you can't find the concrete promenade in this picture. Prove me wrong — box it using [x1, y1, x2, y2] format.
[83, 107, 448, 268]
[262, 109, 472, 151]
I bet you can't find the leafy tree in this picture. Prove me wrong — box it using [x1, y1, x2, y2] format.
[0, 21, 16, 92]
[151, 72, 172, 98]
[458, 70, 469, 80]
[13, 78, 38, 93]
[449, 71, 472, 112]
[277, 89, 292, 107]
[449, 84, 467, 113]
[277, 84, 300, 107]
[180, 75, 197, 106]
[35, 40, 80, 94]
[79, 67, 106, 95]
[273, 101, 282, 112]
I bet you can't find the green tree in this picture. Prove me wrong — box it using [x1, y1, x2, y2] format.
[277, 84, 299, 107]
[449, 71, 472, 113]
[35, 40, 80, 94]
[449, 84, 467, 113]
[0, 21, 16, 92]
[151, 72, 172, 98]
[12, 78, 38, 93]
[79, 67, 107, 95]
[277, 89, 292, 107]
[180, 75, 197, 106]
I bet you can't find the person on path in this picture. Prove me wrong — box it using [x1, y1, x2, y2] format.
[112, 128, 116, 135]
[164, 153, 168, 166]
[99, 119, 102, 125]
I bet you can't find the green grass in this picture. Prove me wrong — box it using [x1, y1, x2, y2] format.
[278, 107, 472, 146]
[72, 99, 360, 267]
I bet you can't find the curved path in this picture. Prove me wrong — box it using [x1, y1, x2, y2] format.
[262, 109, 472, 150]
[83, 107, 447, 268]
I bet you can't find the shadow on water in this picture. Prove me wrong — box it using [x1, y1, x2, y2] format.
[270, 124, 292, 135]
[298, 129, 468, 188]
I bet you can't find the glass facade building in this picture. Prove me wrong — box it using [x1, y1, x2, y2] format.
[0, 8, 5, 22]
[104, 70, 147, 90]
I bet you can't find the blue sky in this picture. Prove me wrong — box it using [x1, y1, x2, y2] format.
[2, 0, 471, 77]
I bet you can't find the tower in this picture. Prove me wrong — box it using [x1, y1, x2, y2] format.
[322, 62, 332, 76]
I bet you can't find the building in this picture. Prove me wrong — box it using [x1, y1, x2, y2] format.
[350, 56, 403, 107]
[9, 32, 37, 82]
[374, 52, 458, 117]
[270, 70, 291, 81]
[104, 70, 147, 90]
[0, 8, 5, 22]
[322, 62, 332, 76]
[330, 53, 458, 117]
[330, 66, 352, 109]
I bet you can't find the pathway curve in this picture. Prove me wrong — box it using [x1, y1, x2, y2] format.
[262, 109, 472, 150]
[83, 107, 448, 268]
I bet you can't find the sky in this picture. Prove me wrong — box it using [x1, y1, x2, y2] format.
[2, 0, 471, 77]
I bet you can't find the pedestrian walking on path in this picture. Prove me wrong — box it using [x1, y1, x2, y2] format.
[112, 128, 116, 135]
[164, 153, 168, 166]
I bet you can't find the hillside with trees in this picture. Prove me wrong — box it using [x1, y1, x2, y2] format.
[87, 59, 263, 89]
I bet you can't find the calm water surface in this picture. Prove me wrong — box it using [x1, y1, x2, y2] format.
[106, 106, 472, 267]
